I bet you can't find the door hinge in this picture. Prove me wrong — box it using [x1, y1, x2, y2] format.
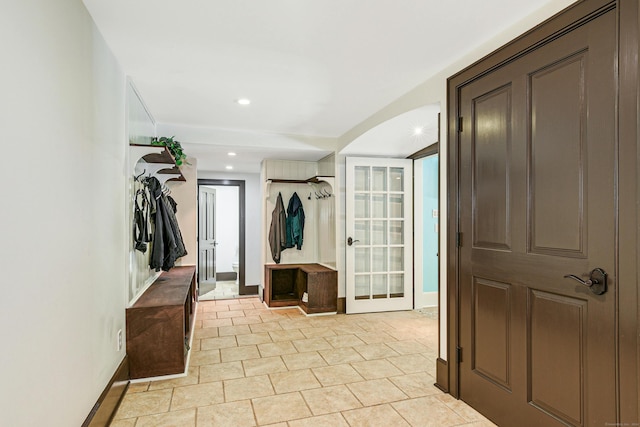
[457, 346, 463, 363]
[456, 232, 463, 247]
[457, 116, 463, 132]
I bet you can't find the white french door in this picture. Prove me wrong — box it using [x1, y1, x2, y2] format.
[346, 157, 413, 314]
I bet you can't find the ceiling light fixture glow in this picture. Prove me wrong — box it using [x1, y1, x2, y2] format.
[413, 127, 423, 135]
[236, 98, 251, 105]
[225, 165, 233, 170]
[227, 152, 237, 156]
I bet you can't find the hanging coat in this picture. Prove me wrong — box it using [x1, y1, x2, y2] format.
[147, 177, 188, 271]
[286, 191, 305, 250]
[268, 192, 287, 263]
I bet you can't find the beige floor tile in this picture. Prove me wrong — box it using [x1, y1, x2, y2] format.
[261, 424, 288, 427]
[170, 381, 224, 410]
[236, 332, 273, 346]
[388, 372, 443, 398]
[260, 313, 287, 323]
[109, 419, 136, 427]
[220, 345, 261, 362]
[385, 339, 430, 355]
[454, 420, 498, 427]
[249, 321, 284, 333]
[292, 337, 333, 352]
[202, 304, 230, 312]
[387, 353, 432, 374]
[281, 351, 328, 370]
[312, 364, 365, 386]
[194, 327, 219, 339]
[288, 412, 349, 427]
[435, 394, 494, 423]
[301, 384, 362, 415]
[237, 303, 257, 311]
[308, 317, 341, 328]
[126, 382, 150, 393]
[252, 392, 312, 424]
[258, 340, 298, 357]
[269, 369, 322, 393]
[324, 334, 366, 349]
[199, 361, 244, 383]
[330, 323, 367, 335]
[197, 311, 219, 320]
[353, 343, 400, 360]
[134, 408, 197, 427]
[114, 389, 173, 419]
[392, 396, 467, 427]
[201, 335, 238, 350]
[242, 356, 288, 377]
[202, 318, 233, 328]
[196, 400, 256, 427]
[215, 299, 240, 306]
[300, 326, 337, 338]
[148, 367, 199, 390]
[232, 315, 263, 325]
[355, 331, 396, 344]
[269, 329, 306, 342]
[218, 324, 252, 336]
[224, 375, 274, 402]
[319, 347, 365, 365]
[217, 309, 246, 318]
[347, 378, 408, 406]
[341, 404, 410, 427]
[189, 349, 221, 366]
[351, 359, 404, 380]
[277, 317, 310, 329]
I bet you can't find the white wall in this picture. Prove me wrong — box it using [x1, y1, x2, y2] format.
[0, 2, 128, 426]
[198, 172, 262, 285]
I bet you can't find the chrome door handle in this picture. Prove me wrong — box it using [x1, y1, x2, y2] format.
[347, 237, 359, 246]
[563, 268, 607, 295]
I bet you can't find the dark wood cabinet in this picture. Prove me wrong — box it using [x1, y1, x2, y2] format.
[126, 266, 197, 379]
[264, 263, 337, 314]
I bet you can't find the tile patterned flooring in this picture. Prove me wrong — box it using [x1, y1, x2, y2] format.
[111, 298, 497, 427]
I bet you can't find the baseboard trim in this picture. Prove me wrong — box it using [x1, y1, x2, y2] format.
[216, 271, 236, 281]
[435, 357, 449, 393]
[82, 356, 130, 427]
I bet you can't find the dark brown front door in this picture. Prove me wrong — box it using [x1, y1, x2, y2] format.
[457, 9, 616, 427]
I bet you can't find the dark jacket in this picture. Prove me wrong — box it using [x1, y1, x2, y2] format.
[268, 192, 287, 263]
[286, 192, 305, 250]
[148, 177, 187, 271]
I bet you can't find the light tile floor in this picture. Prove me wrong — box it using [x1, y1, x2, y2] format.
[111, 298, 497, 427]
[200, 281, 239, 300]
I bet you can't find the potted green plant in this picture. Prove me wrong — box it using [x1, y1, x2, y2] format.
[151, 136, 190, 166]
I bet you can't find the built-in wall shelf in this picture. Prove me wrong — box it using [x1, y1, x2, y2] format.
[130, 144, 185, 182]
[267, 176, 334, 184]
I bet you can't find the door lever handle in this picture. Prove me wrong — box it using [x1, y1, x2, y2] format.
[347, 237, 360, 246]
[563, 268, 607, 295]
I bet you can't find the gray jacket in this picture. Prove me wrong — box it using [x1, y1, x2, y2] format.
[268, 192, 287, 263]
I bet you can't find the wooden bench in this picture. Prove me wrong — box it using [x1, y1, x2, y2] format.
[264, 263, 337, 314]
[126, 265, 197, 379]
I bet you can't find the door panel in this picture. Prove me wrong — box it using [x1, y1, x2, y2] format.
[458, 10, 616, 427]
[198, 187, 217, 289]
[346, 157, 413, 313]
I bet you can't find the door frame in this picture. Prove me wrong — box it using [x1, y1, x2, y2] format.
[197, 179, 256, 295]
[442, 0, 639, 423]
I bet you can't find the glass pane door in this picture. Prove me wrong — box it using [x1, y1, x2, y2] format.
[346, 157, 413, 313]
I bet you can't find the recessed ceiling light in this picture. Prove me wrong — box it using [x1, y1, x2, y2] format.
[227, 152, 237, 156]
[236, 98, 251, 105]
[225, 165, 234, 170]
[414, 127, 423, 135]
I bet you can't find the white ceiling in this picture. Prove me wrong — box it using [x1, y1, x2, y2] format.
[83, 0, 571, 173]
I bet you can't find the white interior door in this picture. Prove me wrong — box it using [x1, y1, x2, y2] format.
[198, 187, 217, 287]
[346, 157, 413, 314]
